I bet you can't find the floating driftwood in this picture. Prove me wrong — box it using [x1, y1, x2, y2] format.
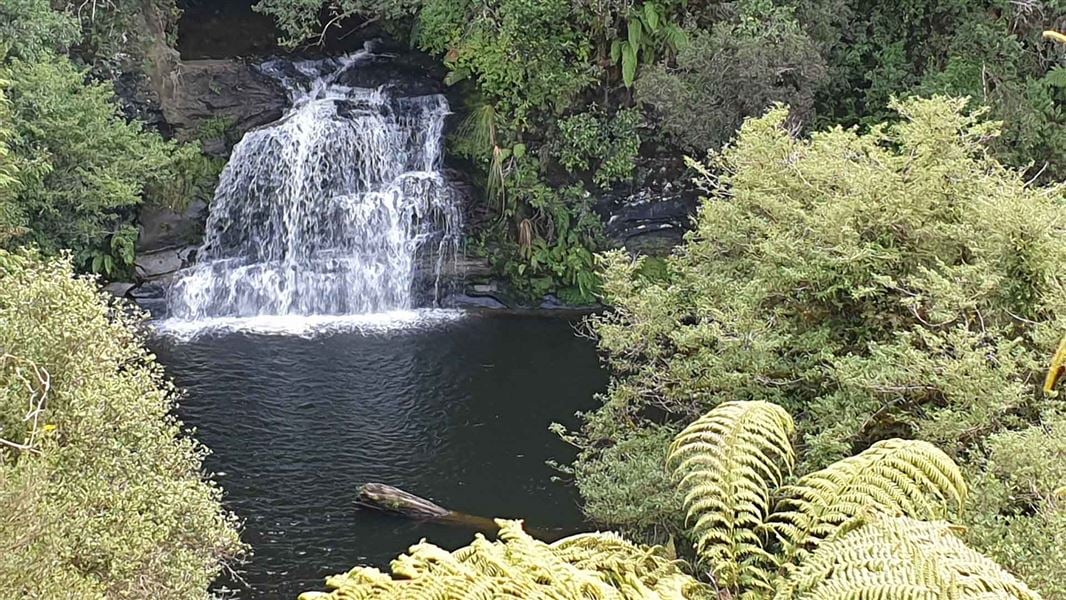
[356, 483, 452, 520]
[356, 482, 558, 538]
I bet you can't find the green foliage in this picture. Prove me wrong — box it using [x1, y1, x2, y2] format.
[636, 1, 827, 152]
[557, 108, 643, 189]
[488, 157, 604, 304]
[566, 98, 1066, 596]
[300, 519, 714, 599]
[668, 401, 795, 593]
[608, 2, 687, 88]
[255, 0, 421, 46]
[776, 515, 1039, 600]
[668, 401, 981, 598]
[0, 251, 243, 599]
[0, 0, 79, 60]
[802, 0, 1066, 179]
[0, 88, 24, 245]
[416, 0, 596, 131]
[964, 413, 1066, 598]
[668, 402, 1035, 598]
[2, 53, 209, 276]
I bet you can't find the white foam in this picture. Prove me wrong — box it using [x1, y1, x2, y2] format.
[153, 309, 466, 341]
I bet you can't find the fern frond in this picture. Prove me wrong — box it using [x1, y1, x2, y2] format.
[299, 520, 715, 600]
[667, 401, 796, 595]
[774, 515, 1041, 600]
[455, 103, 498, 158]
[768, 439, 966, 568]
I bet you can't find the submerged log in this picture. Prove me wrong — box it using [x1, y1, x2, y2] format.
[356, 482, 534, 537]
[356, 483, 451, 520]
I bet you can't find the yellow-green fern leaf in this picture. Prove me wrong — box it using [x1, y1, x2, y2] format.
[768, 439, 966, 569]
[667, 401, 796, 596]
[299, 520, 715, 600]
[774, 515, 1041, 600]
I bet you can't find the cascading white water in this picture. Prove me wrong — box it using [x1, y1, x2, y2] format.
[168, 51, 461, 321]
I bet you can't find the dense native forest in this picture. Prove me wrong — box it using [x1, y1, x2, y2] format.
[1, 0, 1066, 598]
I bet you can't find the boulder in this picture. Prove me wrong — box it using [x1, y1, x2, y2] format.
[134, 246, 197, 281]
[138, 200, 208, 253]
[157, 59, 288, 154]
[442, 293, 509, 310]
[103, 282, 136, 299]
[333, 49, 445, 97]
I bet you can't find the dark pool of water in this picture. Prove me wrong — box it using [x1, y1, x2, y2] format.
[150, 313, 606, 599]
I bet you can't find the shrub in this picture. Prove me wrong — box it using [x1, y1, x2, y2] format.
[415, 0, 596, 131]
[565, 97, 1066, 596]
[2, 54, 209, 276]
[964, 414, 1066, 598]
[636, 1, 827, 152]
[556, 108, 643, 189]
[0, 251, 243, 599]
[802, 0, 1066, 180]
[0, 0, 79, 61]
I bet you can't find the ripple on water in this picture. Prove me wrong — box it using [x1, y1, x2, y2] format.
[149, 313, 607, 599]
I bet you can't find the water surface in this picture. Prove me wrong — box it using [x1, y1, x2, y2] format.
[151, 312, 605, 598]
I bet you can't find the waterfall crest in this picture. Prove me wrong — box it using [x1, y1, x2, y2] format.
[168, 51, 461, 322]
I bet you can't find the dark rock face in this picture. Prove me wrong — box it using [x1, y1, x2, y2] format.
[597, 186, 699, 256]
[158, 59, 288, 154]
[104, 282, 136, 298]
[333, 48, 445, 97]
[138, 200, 208, 253]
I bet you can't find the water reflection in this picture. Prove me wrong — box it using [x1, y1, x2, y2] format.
[151, 313, 606, 599]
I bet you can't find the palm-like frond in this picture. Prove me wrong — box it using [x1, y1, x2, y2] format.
[455, 103, 498, 158]
[768, 439, 967, 569]
[298, 520, 714, 600]
[667, 401, 796, 595]
[774, 515, 1040, 600]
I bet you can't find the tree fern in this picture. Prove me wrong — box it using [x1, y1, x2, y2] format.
[774, 515, 1040, 600]
[299, 519, 714, 600]
[667, 401, 796, 596]
[768, 439, 967, 569]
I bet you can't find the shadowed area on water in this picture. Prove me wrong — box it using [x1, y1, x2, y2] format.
[150, 313, 606, 599]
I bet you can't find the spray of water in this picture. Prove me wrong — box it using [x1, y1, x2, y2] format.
[168, 51, 462, 322]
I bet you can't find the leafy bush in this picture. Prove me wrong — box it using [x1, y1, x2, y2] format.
[0, 251, 243, 599]
[483, 152, 604, 304]
[415, 0, 596, 131]
[802, 0, 1066, 179]
[0, 0, 79, 61]
[565, 97, 1066, 596]
[2, 54, 209, 276]
[0, 89, 23, 245]
[964, 414, 1066, 598]
[607, 1, 687, 88]
[556, 108, 643, 188]
[636, 1, 827, 152]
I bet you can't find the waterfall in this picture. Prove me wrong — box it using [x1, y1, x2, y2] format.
[167, 51, 462, 322]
